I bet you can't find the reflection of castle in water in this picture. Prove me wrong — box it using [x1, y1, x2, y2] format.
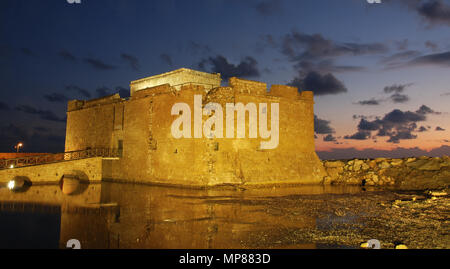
[0, 182, 366, 248]
[0, 182, 340, 248]
[61, 183, 319, 249]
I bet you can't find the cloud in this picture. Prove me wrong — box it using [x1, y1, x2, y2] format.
[0, 102, 10, 111]
[435, 126, 446, 131]
[345, 105, 442, 144]
[417, 0, 450, 26]
[344, 130, 371, 140]
[354, 98, 381, 106]
[381, 50, 422, 65]
[425, 40, 439, 51]
[357, 119, 382, 131]
[395, 39, 409, 50]
[289, 71, 347, 95]
[121, 53, 140, 71]
[59, 49, 77, 62]
[187, 41, 212, 56]
[409, 51, 450, 67]
[295, 59, 366, 74]
[281, 30, 388, 62]
[358, 83, 412, 105]
[83, 57, 116, 70]
[96, 87, 112, 98]
[323, 134, 337, 142]
[259, 34, 278, 49]
[15, 105, 66, 122]
[0, 124, 65, 153]
[352, 114, 377, 120]
[0, 124, 28, 151]
[386, 131, 417, 143]
[65, 85, 91, 98]
[199, 55, 260, 80]
[441, 92, 450, 96]
[314, 115, 335, 134]
[43, 93, 70, 103]
[417, 126, 429, 132]
[384, 83, 412, 103]
[160, 53, 173, 66]
[383, 83, 412, 94]
[383, 109, 425, 123]
[254, 0, 282, 16]
[390, 93, 410, 103]
[416, 104, 441, 115]
[317, 145, 450, 160]
[116, 86, 130, 98]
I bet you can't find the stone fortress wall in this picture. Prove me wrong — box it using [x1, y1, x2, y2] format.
[65, 68, 327, 187]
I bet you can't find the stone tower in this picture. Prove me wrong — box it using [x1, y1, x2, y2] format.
[65, 68, 326, 187]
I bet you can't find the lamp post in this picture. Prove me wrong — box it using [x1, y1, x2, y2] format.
[15, 142, 23, 153]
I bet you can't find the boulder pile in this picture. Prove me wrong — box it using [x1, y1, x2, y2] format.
[321, 156, 450, 190]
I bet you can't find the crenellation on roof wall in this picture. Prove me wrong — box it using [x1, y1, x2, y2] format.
[130, 68, 221, 96]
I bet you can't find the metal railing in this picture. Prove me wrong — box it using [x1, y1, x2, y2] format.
[0, 148, 121, 170]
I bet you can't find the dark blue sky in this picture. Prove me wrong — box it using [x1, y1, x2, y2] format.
[1, 0, 450, 158]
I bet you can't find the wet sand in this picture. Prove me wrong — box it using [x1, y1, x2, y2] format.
[239, 189, 449, 249]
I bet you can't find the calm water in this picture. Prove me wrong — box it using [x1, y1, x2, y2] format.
[0, 182, 369, 249]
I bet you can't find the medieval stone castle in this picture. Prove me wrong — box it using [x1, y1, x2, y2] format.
[64, 68, 326, 187]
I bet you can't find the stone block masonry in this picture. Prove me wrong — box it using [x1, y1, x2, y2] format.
[66, 68, 327, 187]
[0, 157, 104, 185]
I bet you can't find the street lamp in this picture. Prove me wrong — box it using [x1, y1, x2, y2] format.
[14, 142, 23, 153]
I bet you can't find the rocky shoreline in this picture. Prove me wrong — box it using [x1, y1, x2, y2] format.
[321, 156, 450, 190]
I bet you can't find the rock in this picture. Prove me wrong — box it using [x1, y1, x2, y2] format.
[361, 163, 370, 171]
[347, 160, 354, 165]
[352, 160, 363, 171]
[323, 176, 332, 184]
[375, 158, 387, 163]
[428, 191, 447, 197]
[406, 159, 428, 168]
[418, 156, 430, 160]
[395, 244, 408, 249]
[390, 159, 403, 166]
[372, 174, 379, 183]
[326, 167, 343, 179]
[440, 161, 450, 168]
[379, 161, 391, 169]
[406, 157, 416, 163]
[442, 156, 450, 164]
[334, 208, 346, 217]
[368, 160, 377, 169]
[417, 160, 441, 171]
[324, 161, 345, 168]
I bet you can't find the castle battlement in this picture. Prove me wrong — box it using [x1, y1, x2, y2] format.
[69, 69, 314, 113]
[130, 68, 221, 96]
